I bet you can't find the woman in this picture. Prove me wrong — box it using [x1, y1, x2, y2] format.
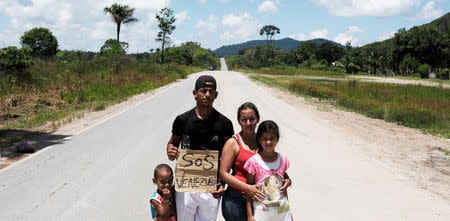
[220, 102, 291, 221]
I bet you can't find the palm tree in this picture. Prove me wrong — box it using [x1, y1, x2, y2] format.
[104, 3, 139, 43]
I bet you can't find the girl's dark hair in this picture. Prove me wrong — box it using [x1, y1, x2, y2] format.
[256, 120, 280, 152]
[237, 102, 260, 122]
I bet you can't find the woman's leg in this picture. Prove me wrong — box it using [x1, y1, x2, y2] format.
[221, 189, 247, 221]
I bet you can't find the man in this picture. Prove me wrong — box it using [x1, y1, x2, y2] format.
[167, 75, 234, 221]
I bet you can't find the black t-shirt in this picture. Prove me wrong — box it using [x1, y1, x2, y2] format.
[171, 108, 234, 154]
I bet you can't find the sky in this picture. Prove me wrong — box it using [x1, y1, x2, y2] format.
[0, 0, 448, 53]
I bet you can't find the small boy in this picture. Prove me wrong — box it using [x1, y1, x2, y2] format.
[150, 164, 176, 221]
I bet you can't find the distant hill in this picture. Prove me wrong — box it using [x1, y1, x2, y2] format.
[360, 12, 450, 54]
[213, 38, 344, 57]
[426, 12, 450, 34]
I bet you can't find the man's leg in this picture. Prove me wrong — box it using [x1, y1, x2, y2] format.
[195, 192, 220, 221]
[176, 192, 197, 221]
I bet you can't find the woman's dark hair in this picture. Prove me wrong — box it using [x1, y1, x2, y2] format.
[237, 102, 260, 122]
[256, 120, 280, 152]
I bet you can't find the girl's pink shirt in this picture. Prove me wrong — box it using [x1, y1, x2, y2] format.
[243, 153, 289, 184]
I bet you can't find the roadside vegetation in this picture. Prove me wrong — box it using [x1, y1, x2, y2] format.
[228, 13, 450, 80]
[229, 16, 450, 139]
[0, 4, 218, 150]
[252, 75, 450, 138]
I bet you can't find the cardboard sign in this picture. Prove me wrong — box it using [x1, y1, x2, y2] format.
[175, 149, 219, 192]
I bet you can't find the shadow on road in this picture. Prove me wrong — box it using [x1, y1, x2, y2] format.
[0, 129, 70, 168]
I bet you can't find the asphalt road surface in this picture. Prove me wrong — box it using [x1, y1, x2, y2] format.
[0, 58, 449, 220]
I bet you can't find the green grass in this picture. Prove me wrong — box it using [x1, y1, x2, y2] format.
[241, 66, 347, 77]
[251, 75, 450, 138]
[0, 56, 202, 131]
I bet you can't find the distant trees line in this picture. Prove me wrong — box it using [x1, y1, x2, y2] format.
[229, 24, 450, 79]
[0, 4, 218, 85]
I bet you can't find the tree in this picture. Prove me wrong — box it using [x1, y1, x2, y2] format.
[295, 41, 318, 64]
[393, 26, 449, 69]
[367, 52, 384, 75]
[316, 42, 344, 64]
[155, 7, 176, 64]
[418, 64, 431, 78]
[100, 39, 127, 56]
[259, 25, 280, 47]
[399, 54, 420, 76]
[104, 3, 139, 43]
[20, 27, 58, 57]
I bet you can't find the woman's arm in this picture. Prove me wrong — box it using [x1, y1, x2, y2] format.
[219, 138, 264, 201]
[246, 174, 256, 221]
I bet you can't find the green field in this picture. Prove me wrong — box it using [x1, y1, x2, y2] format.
[251, 74, 450, 138]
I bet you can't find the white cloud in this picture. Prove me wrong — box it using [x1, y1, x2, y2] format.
[91, 21, 114, 40]
[222, 14, 244, 27]
[258, 1, 278, 15]
[348, 26, 363, 33]
[219, 0, 232, 2]
[175, 10, 191, 25]
[109, 0, 171, 12]
[331, 25, 364, 46]
[311, 0, 421, 17]
[0, 0, 171, 52]
[195, 15, 219, 36]
[197, 0, 208, 4]
[292, 29, 329, 40]
[411, 1, 443, 20]
[220, 12, 261, 42]
[173, 39, 183, 46]
[378, 31, 395, 41]
[333, 32, 359, 46]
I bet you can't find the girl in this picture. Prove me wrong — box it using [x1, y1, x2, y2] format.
[244, 120, 292, 221]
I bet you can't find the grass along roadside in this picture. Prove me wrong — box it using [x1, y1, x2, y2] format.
[238, 66, 347, 77]
[239, 66, 450, 86]
[1, 58, 201, 150]
[251, 75, 450, 139]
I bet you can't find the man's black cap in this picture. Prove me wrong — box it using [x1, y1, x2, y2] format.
[195, 75, 217, 91]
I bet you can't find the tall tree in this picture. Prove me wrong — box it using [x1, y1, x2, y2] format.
[155, 7, 176, 64]
[20, 27, 58, 57]
[259, 25, 280, 47]
[294, 41, 319, 63]
[104, 3, 139, 43]
[316, 42, 344, 64]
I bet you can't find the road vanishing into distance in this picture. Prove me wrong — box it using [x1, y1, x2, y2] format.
[0, 58, 449, 220]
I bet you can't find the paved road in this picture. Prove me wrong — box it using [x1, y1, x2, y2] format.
[0, 59, 449, 220]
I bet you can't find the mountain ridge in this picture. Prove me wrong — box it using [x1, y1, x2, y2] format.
[213, 38, 343, 57]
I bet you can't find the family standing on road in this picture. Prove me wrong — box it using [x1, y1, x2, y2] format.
[150, 75, 293, 221]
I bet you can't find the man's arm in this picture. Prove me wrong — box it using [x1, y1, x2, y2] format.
[167, 134, 181, 161]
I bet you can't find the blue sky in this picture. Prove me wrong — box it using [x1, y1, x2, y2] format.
[0, 0, 448, 53]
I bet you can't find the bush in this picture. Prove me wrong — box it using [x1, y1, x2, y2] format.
[437, 68, 449, 80]
[20, 27, 58, 56]
[399, 55, 420, 76]
[100, 39, 126, 56]
[0, 46, 33, 77]
[346, 63, 360, 74]
[417, 64, 431, 79]
[311, 63, 328, 70]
